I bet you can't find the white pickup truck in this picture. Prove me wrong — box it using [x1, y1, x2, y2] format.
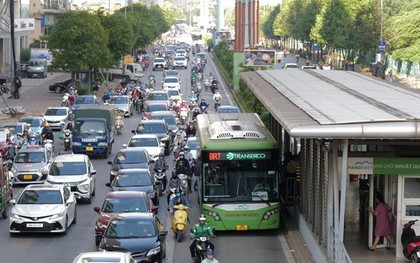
[107, 63, 144, 82]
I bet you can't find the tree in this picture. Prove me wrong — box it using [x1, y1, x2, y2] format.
[262, 5, 280, 40]
[102, 13, 135, 65]
[48, 11, 110, 77]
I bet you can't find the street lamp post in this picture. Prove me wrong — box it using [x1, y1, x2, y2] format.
[10, 0, 17, 98]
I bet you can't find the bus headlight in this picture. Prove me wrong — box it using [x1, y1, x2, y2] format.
[262, 208, 279, 220]
[203, 209, 221, 221]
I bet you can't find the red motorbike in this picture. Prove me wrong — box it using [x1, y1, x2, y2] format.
[402, 219, 420, 262]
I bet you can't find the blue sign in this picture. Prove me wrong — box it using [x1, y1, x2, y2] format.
[378, 41, 386, 53]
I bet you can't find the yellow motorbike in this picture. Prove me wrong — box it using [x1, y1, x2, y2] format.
[171, 204, 189, 242]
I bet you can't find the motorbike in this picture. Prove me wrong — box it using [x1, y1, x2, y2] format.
[211, 83, 218, 94]
[214, 98, 221, 111]
[61, 93, 70, 107]
[171, 204, 189, 242]
[200, 104, 208, 114]
[91, 81, 101, 91]
[63, 129, 72, 151]
[192, 107, 201, 121]
[179, 108, 189, 125]
[115, 115, 124, 135]
[154, 167, 167, 197]
[191, 77, 197, 87]
[401, 219, 420, 262]
[204, 78, 211, 91]
[177, 173, 189, 196]
[193, 236, 212, 263]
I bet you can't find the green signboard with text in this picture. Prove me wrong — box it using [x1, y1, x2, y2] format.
[343, 157, 420, 175]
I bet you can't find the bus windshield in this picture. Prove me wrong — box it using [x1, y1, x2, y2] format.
[202, 159, 278, 202]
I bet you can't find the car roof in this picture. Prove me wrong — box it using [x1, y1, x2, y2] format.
[118, 168, 151, 174]
[45, 107, 68, 110]
[74, 251, 130, 263]
[19, 116, 43, 120]
[25, 184, 62, 190]
[130, 134, 159, 139]
[106, 191, 147, 198]
[164, 76, 179, 80]
[149, 90, 169, 94]
[150, 111, 175, 116]
[53, 154, 87, 162]
[117, 148, 148, 154]
[113, 212, 154, 220]
[17, 146, 47, 153]
[140, 119, 166, 124]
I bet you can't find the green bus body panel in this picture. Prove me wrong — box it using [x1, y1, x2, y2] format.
[196, 113, 278, 151]
[202, 203, 280, 231]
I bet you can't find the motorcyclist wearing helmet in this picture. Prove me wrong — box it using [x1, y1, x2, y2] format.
[185, 123, 196, 137]
[180, 100, 190, 111]
[41, 123, 54, 143]
[27, 134, 39, 146]
[183, 146, 195, 192]
[211, 78, 219, 87]
[190, 215, 216, 262]
[199, 99, 209, 113]
[212, 91, 222, 101]
[154, 153, 168, 191]
[175, 151, 190, 175]
[201, 249, 219, 263]
[166, 171, 183, 205]
[168, 188, 191, 213]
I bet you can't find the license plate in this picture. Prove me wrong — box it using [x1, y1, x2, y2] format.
[23, 175, 32, 180]
[27, 223, 43, 228]
[236, 225, 248, 231]
[86, 147, 93, 151]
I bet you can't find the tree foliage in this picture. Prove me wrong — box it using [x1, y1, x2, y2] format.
[48, 11, 110, 72]
[262, 5, 280, 40]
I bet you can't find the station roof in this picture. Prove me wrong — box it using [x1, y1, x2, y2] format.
[241, 70, 420, 139]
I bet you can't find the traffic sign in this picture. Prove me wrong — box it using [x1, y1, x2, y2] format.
[378, 41, 386, 53]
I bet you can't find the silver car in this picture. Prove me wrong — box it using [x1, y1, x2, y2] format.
[9, 184, 77, 235]
[11, 146, 53, 185]
[45, 154, 96, 203]
[73, 252, 135, 263]
[108, 96, 133, 117]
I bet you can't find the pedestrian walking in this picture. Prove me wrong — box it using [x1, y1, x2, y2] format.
[296, 54, 300, 64]
[367, 193, 392, 250]
[388, 70, 395, 83]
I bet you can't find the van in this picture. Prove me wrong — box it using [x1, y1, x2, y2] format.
[27, 58, 48, 78]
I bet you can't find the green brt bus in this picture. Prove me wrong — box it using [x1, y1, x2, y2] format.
[196, 113, 280, 231]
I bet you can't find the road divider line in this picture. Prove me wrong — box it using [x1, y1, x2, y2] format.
[165, 214, 175, 263]
[279, 234, 296, 263]
[208, 54, 233, 105]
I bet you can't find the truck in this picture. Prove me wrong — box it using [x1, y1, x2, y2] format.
[106, 63, 144, 83]
[72, 105, 115, 158]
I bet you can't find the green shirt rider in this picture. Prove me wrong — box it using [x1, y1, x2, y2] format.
[189, 215, 216, 263]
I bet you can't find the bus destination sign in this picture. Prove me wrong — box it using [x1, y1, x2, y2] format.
[208, 151, 271, 161]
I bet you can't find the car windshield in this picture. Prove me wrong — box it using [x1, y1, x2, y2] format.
[153, 115, 175, 125]
[49, 161, 87, 176]
[147, 104, 167, 112]
[75, 96, 96, 105]
[115, 172, 152, 187]
[155, 58, 164, 62]
[4, 125, 22, 134]
[15, 151, 45, 163]
[167, 90, 179, 97]
[44, 108, 67, 116]
[285, 64, 298, 69]
[109, 97, 128, 105]
[102, 197, 148, 213]
[165, 71, 178, 77]
[29, 61, 44, 67]
[74, 120, 106, 134]
[148, 93, 168, 101]
[18, 190, 63, 205]
[174, 57, 184, 61]
[20, 118, 40, 127]
[137, 123, 166, 134]
[218, 107, 240, 113]
[129, 137, 159, 147]
[115, 152, 147, 164]
[164, 78, 178, 83]
[187, 139, 197, 150]
[106, 218, 156, 238]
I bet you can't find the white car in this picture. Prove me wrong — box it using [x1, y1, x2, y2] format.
[165, 89, 183, 103]
[9, 184, 77, 235]
[43, 107, 69, 130]
[173, 56, 188, 68]
[108, 96, 133, 117]
[162, 76, 181, 90]
[73, 251, 135, 263]
[45, 154, 96, 203]
[186, 136, 198, 160]
[283, 63, 298, 69]
[124, 134, 165, 160]
[153, 57, 168, 71]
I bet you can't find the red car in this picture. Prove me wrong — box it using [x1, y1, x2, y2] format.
[94, 191, 157, 245]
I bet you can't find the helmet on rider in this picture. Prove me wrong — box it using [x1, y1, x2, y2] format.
[171, 171, 178, 179]
[44, 123, 50, 127]
[184, 146, 190, 151]
[199, 214, 206, 222]
[201, 99, 205, 103]
[179, 152, 185, 159]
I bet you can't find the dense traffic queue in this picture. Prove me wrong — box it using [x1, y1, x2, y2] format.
[0, 40, 225, 263]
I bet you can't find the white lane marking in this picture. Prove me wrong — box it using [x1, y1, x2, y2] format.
[164, 214, 175, 263]
[279, 234, 297, 263]
[208, 54, 234, 105]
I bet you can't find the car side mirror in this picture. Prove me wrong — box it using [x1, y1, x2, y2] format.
[160, 143, 165, 147]
[107, 161, 113, 165]
[105, 183, 111, 187]
[9, 199, 16, 205]
[91, 169, 97, 175]
[159, 231, 168, 236]
[152, 206, 158, 212]
[93, 206, 100, 213]
[122, 144, 127, 148]
[131, 130, 136, 134]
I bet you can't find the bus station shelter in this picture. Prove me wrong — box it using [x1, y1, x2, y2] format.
[241, 69, 420, 262]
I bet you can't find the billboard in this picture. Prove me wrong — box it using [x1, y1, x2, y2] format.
[30, 48, 53, 66]
[14, 18, 35, 32]
[243, 50, 276, 67]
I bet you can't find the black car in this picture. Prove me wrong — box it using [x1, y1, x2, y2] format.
[106, 168, 158, 206]
[131, 120, 173, 155]
[99, 213, 167, 263]
[48, 79, 74, 93]
[107, 148, 153, 183]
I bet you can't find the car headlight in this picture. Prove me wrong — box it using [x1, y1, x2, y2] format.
[146, 246, 161, 257]
[73, 142, 82, 146]
[10, 213, 22, 220]
[98, 142, 108, 146]
[11, 167, 17, 174]
[96, 221, 107, 229]
[78, 182, 90, 193]
[49, 211, 65, 219]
